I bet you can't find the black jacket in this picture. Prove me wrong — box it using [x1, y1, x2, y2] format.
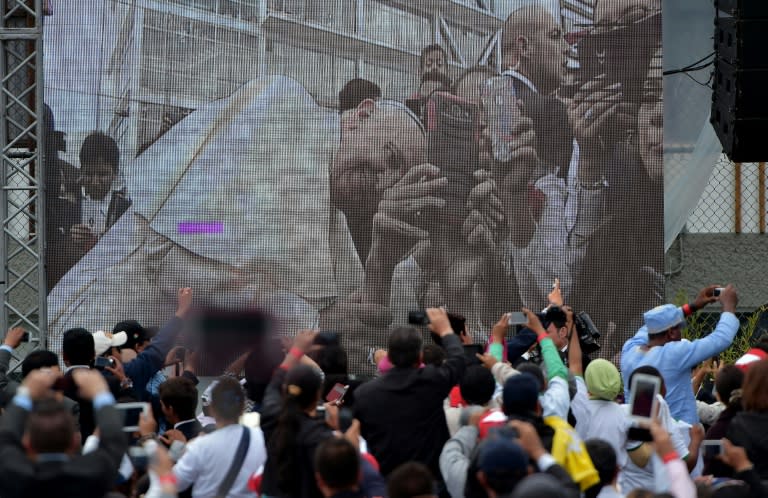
[727, 411, 768, 480]
[174, 419, 203, 442]
[353, 333, 466, 477]
[260, 368, 334, 498]
[0, 402, 126, 498]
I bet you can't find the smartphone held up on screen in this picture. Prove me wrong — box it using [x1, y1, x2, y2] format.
[94, 356, 116, 370]
[714, 287, 724, 297]
[507, 312, 528, 326]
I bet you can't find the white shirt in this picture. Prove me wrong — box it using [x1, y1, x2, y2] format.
[618, 396, 688, 494]
[571, 376, 632, 469]
[173, 424, 266, 498]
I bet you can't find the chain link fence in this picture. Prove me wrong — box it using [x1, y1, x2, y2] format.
[670, 153, 768, 353]
[687, 155, 767, 234]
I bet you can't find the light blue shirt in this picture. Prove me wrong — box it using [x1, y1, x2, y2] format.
[621, 310, 739, 425]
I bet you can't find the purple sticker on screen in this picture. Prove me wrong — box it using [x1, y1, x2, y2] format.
[178, 222, 223, 234]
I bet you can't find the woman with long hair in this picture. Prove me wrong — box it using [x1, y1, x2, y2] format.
[260, 332, 337, 498]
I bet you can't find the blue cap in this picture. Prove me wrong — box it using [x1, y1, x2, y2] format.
[643, 304, 684, 335]
[477, 437, 529, 474]
[502, 373, 540, 416]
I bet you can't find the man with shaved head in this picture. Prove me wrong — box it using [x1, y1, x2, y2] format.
[501, 5, 570, 97]
[484, 4, 611, 312]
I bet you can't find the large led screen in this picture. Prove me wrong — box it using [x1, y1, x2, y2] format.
[44, 0, 663, 373]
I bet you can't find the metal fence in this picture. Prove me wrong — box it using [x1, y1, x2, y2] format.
[687, 155, 767, 234]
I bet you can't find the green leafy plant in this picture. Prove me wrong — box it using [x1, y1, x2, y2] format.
[673, 289, 764, 365]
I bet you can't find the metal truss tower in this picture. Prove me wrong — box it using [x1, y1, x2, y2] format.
[0, 0, 45, 355]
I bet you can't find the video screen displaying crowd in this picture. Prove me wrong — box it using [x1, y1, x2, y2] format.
[45, 0, 662, 377]
[19, 2, 767, 498]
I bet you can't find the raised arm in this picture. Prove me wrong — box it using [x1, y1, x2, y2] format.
[426, 307, 466, 393]
[123, 288, 193, 391]
[0, 327, 25, 394]
[676, 285, 739, 369]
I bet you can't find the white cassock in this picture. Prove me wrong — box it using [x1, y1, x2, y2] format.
[47, 76, 364, 349]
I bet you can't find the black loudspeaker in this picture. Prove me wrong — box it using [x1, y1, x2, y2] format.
[710, 3, 768, 162]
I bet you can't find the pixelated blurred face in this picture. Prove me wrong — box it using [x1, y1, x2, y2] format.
[422, 49, 447, 76]
[81, 160, 116, 201]
[638, 48, 662, 180]
[331, 103, 426, 218]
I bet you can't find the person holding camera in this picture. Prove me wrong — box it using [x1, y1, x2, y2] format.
[621, 285, 739, 425]
[354, 307, 466, 481]
[0, 368, 127, 498]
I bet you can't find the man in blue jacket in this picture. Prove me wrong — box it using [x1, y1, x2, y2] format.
[621, 284, 739, 425]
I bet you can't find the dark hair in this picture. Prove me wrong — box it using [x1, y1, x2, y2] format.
[21, 350, 60, 378]
[517, 363, 545, 392]
[460, 365, 495, 405]
[314, 438, 360, 490]
[244, 338, 284, 404]
[742, 359, 768, 412]
[628, 365, 664, 391]
[210, 376, 245, 422]
[113, 320, 149, 351]
[585, 439, 618, 493]
[315, 344, 348, 376]
[420, 44, 448, 70]
[62, 328, 94, 366]
[422, 344, 446, 366]
[27, 398, 75, 453]
[715, 365, 744, 408]
[387, 462, 435, 498]
[388, 326, 423, 368]
[159, 377, 199, 421]
[338, 78, 382, 112]
[452, 65, 499, 94]
[274, 364, 323, 495]
[79, 131, 119, 172]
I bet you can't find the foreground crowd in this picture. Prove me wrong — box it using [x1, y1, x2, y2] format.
[0, 283, 766, 498]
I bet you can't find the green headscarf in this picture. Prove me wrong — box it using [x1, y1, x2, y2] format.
[585, 359, 622, 401]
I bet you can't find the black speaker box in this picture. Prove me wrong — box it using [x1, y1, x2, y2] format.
[715, 17, 768, 68]
[717, 0, 768, 19]
[713, 59, 768, 119]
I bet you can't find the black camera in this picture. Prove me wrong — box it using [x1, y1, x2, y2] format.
[573, 311, 601, 354]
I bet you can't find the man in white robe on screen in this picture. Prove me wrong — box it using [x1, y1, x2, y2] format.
[48, 75, 435, 370]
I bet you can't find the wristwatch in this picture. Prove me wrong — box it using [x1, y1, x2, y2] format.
[120, 378, 134, 390]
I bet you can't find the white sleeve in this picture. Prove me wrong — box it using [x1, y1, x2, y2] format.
[659, 397, 689, 458]
[696, 401, 724, 426]
[569, 376, 590, 424]
[540, 376, 571, 420]
[173, 438, 201, 492]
